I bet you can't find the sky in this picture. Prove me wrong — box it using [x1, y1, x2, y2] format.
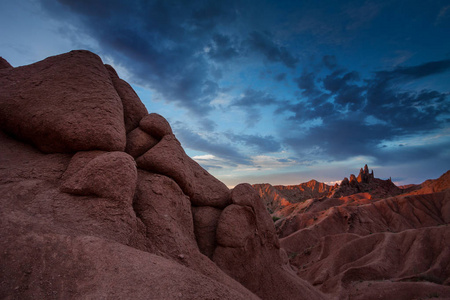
[1, 0, 449, 187]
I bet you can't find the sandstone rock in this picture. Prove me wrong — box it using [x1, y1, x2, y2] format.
[136, 134, 231, 208]
[253, 180, 333, 214]
[133, 171, 197, 257]
[0, 57, 12, 69]
[125, 127, 159, 158]
[357, 164, 374, 183]
[105, 64, 148, 133]
[0, 233, 256, 300]
[341, 177, 350, 186]
[405, 170, 450, 196]
[232, 183, 260, 207]
[213, 183, 326, 300]
[192, 206, 222, 259]
[0, 50, 126, 153]
[61, 151, 137, 203]
[349, 174, 357, 184]
[139, 113, 173, 139]
[216, 204, 257, 247]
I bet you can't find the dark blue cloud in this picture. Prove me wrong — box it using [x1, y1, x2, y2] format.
[274, 73, 287, 81]
[322, 55, 337, 69]
[224, 132, 282, 154]
[364, 59, 450, 134]
[279, 59, 450, 163]
[230, 89, 284, 127]
[231, 89, 279, 107]
[207, 33, 240, 61]
[173, 123, 252, 166]
[322, 70, 365, 110]
[246, 31, 298, 69]
[40, 0, 241, 123]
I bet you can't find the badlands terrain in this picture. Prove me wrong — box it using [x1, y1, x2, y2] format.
[0, 51, 449, 299]
[254, 166, 450, 299]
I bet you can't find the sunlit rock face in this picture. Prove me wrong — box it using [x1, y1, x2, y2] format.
[0, 50, 326, 300]
[253, 180, 333, 214]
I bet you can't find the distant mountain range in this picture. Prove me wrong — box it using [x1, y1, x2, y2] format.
[253, 165, 450, 214]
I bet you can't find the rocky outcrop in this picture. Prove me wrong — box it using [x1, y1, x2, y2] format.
[328, 165, 402, 199]
[0, 57, 12, 69]
[213, 184, 327, 300]
[105, 64, 148, 133]
[0, 51, 320, 300]
[356, 164, 374, 183]
[0, 50, 127, 153]
[253, 180, 332, 213]
[136, 134, 231, 208]
[405, 170, 450, 196]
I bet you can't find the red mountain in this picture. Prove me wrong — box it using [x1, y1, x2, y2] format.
[253, 179, 332, 213]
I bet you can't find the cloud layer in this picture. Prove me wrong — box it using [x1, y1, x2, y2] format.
[28, 0, 450, 185]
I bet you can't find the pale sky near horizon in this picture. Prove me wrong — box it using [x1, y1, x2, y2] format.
[1, 0, 449, 187]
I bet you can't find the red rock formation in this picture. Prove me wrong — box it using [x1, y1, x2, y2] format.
[253, 179, 332, 213]
[213, 184, 327, 300]
[0, 51, 322, 300]
[405, 170, 450, 196]
[252, 183, 292, 213]
[328, 165, 402, 199]
[0, 50, 127, 153]
[0, 57, 12, 69]
[276, 184, 450, 298]
[136, 134, 231, 208]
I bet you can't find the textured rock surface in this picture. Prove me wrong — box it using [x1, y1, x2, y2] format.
[105, 64, 148, 133]
[61, 151, 137, 202]
[0, 233, 256, 300]
[136, 134, 231, 208]
[139, 113, 173, 139]
[213, 184, 328, 300]
[192, 206, 222, 258]
[125, 127, 159, 158]
[0, 50, 126, 153]
[0, 57, 12, 69]
[133, 170, 197, 256]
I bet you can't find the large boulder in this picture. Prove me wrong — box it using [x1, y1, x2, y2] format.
[0, 50, 126, 153]
[125, 127, 159, 158]
[136, 134, 231, 208]
[139, 113, 173, 139]
[105, 64, 148, 133]
[133, 171, 197, 256]
[0, 57, 12, 69]
[61, 151, 137, 203]
[192, 206, 222, 259]
[0, 233, 256, 300]
[213, 184, 328, 300]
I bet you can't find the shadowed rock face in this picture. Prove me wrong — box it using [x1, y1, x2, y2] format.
[0, 51, 325, 300]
